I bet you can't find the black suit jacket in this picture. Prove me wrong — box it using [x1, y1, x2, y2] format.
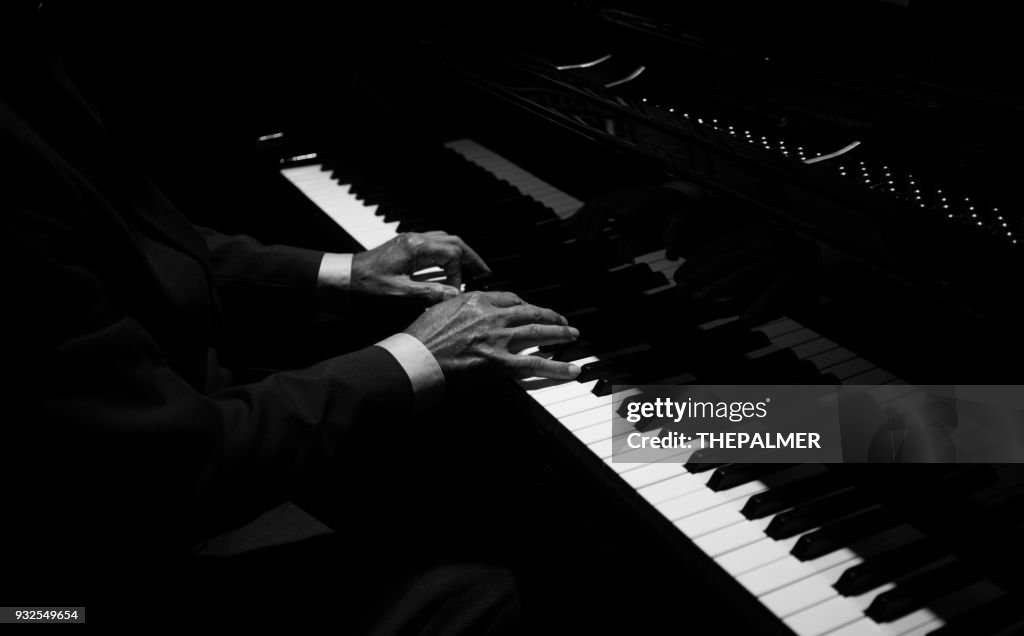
[0, 17, 414, 593]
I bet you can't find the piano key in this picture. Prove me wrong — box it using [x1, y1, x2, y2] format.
[716, 536, 798, 577]
[808, 347, 860, 370]
[766, 489, 874, 540]
[865, 562, 985, 623]
[784, 594, 885, 636]
[792, 507, 897, 561]
[755, 318, 806, 339]
[690, 517, 773, 557]
[636, 472, 712, 504]
[826, 616, 941, 636]
[618, 461, 689, 489]
[707, 463, 799, 492]
[444, 139, 584, 218]
[761, 559, 869, 618]
[740, 549, 860, 598]
[834, 541, 947, 596]
[927, 594, 1023, 636]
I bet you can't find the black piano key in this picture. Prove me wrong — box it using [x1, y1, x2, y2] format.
[741, 471, 849, 519]
[927, 595, 1024, 636]
[684, 459, 725, 474]
[834, 540, 946, 596]
[865, 561, 985, 623]
[580, 347, 693, 383]
[765, 488, 873, 539]
[707, 463, 798, 492]
[791, 506, 899, 561]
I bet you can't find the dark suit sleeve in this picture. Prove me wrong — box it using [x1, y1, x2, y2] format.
[5, 197, 415, 565]
[197, 226, 326, 328]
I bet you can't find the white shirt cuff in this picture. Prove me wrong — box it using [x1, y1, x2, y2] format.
[375, 333, 446, 414]
[317, 253, 353, 290]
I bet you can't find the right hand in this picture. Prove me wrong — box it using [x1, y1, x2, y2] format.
[403, 291, 581, 381]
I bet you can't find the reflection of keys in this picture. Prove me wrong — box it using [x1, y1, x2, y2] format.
[444, 139, 584, 220]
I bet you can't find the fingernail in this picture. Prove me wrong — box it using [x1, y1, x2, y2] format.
[569, 327, 580, 340]
[567, 364, 581, 379]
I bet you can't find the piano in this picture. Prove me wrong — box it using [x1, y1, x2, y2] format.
[251, 1, 1024, 634]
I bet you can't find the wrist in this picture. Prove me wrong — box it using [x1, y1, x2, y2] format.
[316, 252, 353, 310]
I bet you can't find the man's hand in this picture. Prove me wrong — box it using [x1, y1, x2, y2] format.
[352, 231, 491, 304]
[403, 291, 581, 381]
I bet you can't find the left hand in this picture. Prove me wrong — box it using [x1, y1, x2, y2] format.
[351, 231, 491, 304]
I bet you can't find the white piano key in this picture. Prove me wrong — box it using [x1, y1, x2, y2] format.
[758, 559, 866, 617]
[635, 249, 667, 264]
[572, 418, 618, 444]
[675, 502, 749, 538]
[846, 368, 897, 385]
[825, 614, 942, 636]
[891, 618, 945, 636]
[560, 405, 615, 433]
[529, 380, 600, 407]
[792, 337, 840, 360]
[547, 392, 616, 418]
[612, 448, 706, 474]
[739, 549, 859, 598]
[658, 481, 766, 521]
[636, 472, 709, 503]
[756, 318, 805, 339]
[784, 595, 867, 636]
[716, 537, 794, 577]
[809, 347, 858, 369]
[825, 357, 875, 380]
[691, 518, 772, 557]
[618, 461, 688, 489]
[770, 328, 822, 349]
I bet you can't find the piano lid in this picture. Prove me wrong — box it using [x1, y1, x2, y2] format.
[419, 0, 1024, 342]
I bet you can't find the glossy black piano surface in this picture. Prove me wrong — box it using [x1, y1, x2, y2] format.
[36, 1, 1024, 634]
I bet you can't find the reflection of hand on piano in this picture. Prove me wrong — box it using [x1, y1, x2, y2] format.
[570, 182, 729, 262]
[674, 223, 822, 325]
[570, 185, 695, 262]
[402, 290, 582, 382]
[350, 231, 492, 305]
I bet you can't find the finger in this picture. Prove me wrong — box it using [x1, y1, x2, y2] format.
[503, 304, 568, 326]
[412, 241, 463, 287]
[507, 324, 579, 352]
[441, 234, 490, 275]
[482, 291, 524, 308]
[401, 280, 461, 305]
[500, 353, 582, 380]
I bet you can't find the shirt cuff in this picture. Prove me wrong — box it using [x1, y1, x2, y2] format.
[375, 333, 446, 414]
[317, 253, 353, 290]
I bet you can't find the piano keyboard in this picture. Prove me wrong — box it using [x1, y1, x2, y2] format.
[281, 139, 1019, 636]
